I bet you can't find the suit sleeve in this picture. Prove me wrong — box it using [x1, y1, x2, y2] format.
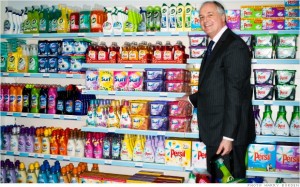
[189, 92, 198, 108]
[222, 40, 251, 139]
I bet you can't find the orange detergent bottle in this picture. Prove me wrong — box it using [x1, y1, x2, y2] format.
[16, 84, 24, 112]
[109, 42, 120, 62]
[90, 9, 107, 32]
[129, 42, 139, 61]
[153, 41, 163, 60]
[59, 130, 68, 155]
[50, 130, 59, 155]
[121, 42, 130, 61]
[9, 84, 17, 112]
[138, 41, 148, 61]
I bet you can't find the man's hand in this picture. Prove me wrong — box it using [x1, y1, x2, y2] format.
[177, 95, 191, 108]
[216, 139, 233, 156]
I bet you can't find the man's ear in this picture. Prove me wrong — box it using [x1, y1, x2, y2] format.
[222, 14, 226, 22]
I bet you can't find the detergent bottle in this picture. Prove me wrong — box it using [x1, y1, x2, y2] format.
[70, 7, 80, 32]
[57, 5, 68, 33]
[9, 84, 17, 112]
[31, 6, 40, 33]
[18, 45, 29, 73]
[39, 5, 50, 33]
[30, 86, 40, 113]
[176, 3, 184, 31]
[28, 44, 39, 73]
[47, 86, 57, 114]
[16, 162, 27, 183]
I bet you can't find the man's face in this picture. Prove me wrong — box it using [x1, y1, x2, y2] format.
[199, 3, 226, 39]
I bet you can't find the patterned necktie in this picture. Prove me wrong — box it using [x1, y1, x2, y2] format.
[203, 40, 215, 62]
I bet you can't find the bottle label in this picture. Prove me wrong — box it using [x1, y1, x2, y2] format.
[18, 57, 26, 71]
[98, 51, 108, 60]
[255, 118, 261, 135]
[29, 57, 37, 70]
[31, 95, 37, 108]
[51, 19, 58, 32]
[4, 20, 10, 31]
[91, 14, 100, 29]
[79, 14, 89, 29]
[289, 118, 299, 136]
[121, 51, 129, 60]
[9, 95, 16, 105]
[48, 95, 56, 109]
[112, 142, 120, 158]
[31, 19, 38, 31]
[163, 51, 172, 60]
[261, 117, 274, 135]
[154, 50, 162, 60]
[275, 117, 289, 136]
[174, 50, 183, 60]
[70, 15, 79, 30]
[23, 95, 29, 107]
[40, 95, 47, 109]
[129, 51, 138, 61]
[66, 100, 74, 113]
[39, 18, 46, 31]
[24, 20, 31, 32]
[88, 51, 97, 60]
[58, 18, 65, 31]
[138, 50, 147, 60]
[57, 100, 64, 111]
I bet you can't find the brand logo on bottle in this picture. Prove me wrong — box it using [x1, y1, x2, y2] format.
[1, 56, 5, 63]
[4, 20, 10, 30]
[9, 56, 15, 62]
[254, 152, 271, 161]
[198, 151, 206, 159]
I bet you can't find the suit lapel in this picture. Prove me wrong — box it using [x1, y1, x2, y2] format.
[198, 29, 232, 86]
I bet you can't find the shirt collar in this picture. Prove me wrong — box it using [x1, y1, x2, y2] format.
[209, 26, 228, 49]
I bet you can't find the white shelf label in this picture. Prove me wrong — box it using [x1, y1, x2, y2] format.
[0, 150, 5, 154]
[105, 160, 112, 165]
[53, 115, 60, 119]
[124, 64, 133, 68]
[124, 32, 132, 36]
[108, 128, 116, 133]
[108, 91, 116, 95]
[14, 151, 20, 156]
[185, 166, 194, 171]
[171, 32, 179, 35]
[66, 74, 73, 78]
[103, 33, 112, 36]
[159, 93, 168, 97]
[21, 113, 28, 117]
[251, 59, 257, 63]
[147, 32, 155, 36]
[50, 155, 57, 159]
[64, 115, 77, 120]
[264, 101, 273, 105]
[136, 32, 144, 36]
[43, 73, 50, 77]
[6, 112, 13, 116]
[135, 162, 143, 167]
[24, 73, 30, 77]
[37, 154, 44, 158]
[157, 131, 166, 136]
[32, 34, 40, 37]
[64, 156, 70, 160]
[269, 30, 278, 34]
[29, 153, 35, 157]
[77, 33, 85, 37]
[34, 114, 40, 118]
[2, 73, 9, 76]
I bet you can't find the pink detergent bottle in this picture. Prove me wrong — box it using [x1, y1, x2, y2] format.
[93, 133, 103, 159]
[84, 132, 94, 158]
[0, 84, 4, 111]
[47, 86, 58, 114]
[3, 84, 10, 111]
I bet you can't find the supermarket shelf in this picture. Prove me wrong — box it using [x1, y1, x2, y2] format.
[252, 100, 300, 106]
[0, 111, 83, 120]
[0, 72, 84, 79]
[182, 133, 300, 143]
[189, 30, 300, 35]
[246, 170, 299, 179]
[2, 30, 299, 39]
[251, 59, 300, 64]
[0, 150, 183, 172]
[82, 127, 188, 138]
[82, 63, 188, 69]
[81, 90, 186, 98]
[255, 136, 299, 143]
[187, 58, 300, 65]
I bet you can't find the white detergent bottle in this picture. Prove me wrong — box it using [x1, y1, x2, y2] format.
[161, 3, 169, 32]
[3, 7, 13, 34]
[103, 7, 113, 34]
[12, 10, 18, 34]
[168, 4, 176, 32]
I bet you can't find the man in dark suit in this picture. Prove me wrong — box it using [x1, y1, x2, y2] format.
[181, 1, 256, 182]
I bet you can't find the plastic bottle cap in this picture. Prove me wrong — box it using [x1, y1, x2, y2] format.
[19, 162, 25, 169]
[29, 163, 34, 170]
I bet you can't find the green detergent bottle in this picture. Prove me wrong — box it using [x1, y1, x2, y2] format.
[79, 9, 91, 32]
[31, 6, 40, 33]
[39, 5, 50, 33]
[30, 86, 40, 113]
[24, 7, 32, 34]
[215, 158, 234, 183]
[28, 44, 38, 73]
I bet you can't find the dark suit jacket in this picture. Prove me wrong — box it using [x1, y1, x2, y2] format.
[189, 28, 256, 147]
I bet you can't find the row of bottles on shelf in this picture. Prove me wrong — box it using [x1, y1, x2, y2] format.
[3, 3, 195, 34]
[0, 125, 166, 163]
[1, 158, 94, 183]
[253, 105, 299, 136]
[0, 84, 95, 115]
[86, 99, 194, 132]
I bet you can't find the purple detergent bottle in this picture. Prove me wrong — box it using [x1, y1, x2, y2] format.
[3, 126, 11, 151]
[18, 127, 26, 152]
[25, 127, 35, 153]
[84, 132, 94, 158]
[0, 160, 6, 183]
[154, 136, 165, 164]
[6, 162, 16, 183]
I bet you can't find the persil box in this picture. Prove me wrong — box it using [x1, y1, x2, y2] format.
[276, 145, 299, 173]
[253, 69, 274, 85]
[192, 141, 207, 169]
[165, 139, 192, 167]
[247, 144, 276, 171]
[226, 10, 241, 30]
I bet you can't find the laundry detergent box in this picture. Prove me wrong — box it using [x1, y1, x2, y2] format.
[247, 144, 276, 171]
[192, 141, 207, 169]
[226, 10, 241, 30]
[99, 70, 113, 91]
[165, 139, 192, 167]
[276, 145, 299, 173]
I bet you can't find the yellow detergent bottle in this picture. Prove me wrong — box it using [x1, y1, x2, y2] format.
[57, 5, 68, 33]
[7, 49, 19, 72]
[120, 134, 133, 161]
[17, 162, 27, 183]
[107, 105, 120, 128]
[18, 45, 29, 73]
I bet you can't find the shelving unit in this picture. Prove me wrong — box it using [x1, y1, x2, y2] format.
[82, 63, 188, 69]
[187, 58, 300, 65]
[0, 111, 83, 120]
[2, 150, 298, 179]
[0, 72, 85, 79]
